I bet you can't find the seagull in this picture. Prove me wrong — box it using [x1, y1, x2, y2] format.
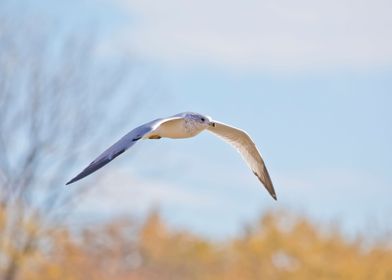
[66, 112, 277, 200]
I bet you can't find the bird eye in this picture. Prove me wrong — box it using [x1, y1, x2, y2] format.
[201, 118, 205, 122]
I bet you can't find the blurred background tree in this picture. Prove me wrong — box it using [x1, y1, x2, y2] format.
[9, 210, 391, 280]
[0, 8, 144, 280]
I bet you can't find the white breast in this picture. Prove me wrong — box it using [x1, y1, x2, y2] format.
[153, 118, 204, 139]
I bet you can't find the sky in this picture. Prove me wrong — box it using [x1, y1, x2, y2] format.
[6, 0, 392, 239]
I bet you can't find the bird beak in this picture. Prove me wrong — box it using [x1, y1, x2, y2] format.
[209, 122, 216, 127]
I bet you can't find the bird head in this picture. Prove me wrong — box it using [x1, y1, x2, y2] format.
[190, 113, 215, 127]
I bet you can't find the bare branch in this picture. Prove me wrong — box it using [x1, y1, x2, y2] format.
[0, 7, 148, 279]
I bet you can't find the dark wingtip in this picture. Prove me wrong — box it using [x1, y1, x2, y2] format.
[66, 173, 85, 185]
[65, 178, 76, 186]
[253, 171, 277, 201]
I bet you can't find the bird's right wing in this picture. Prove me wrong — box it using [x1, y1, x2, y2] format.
[66, 116, 183, 185]
[207, 121, 276, 200]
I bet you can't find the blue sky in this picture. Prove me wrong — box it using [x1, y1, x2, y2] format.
[8, 0, 392, 238]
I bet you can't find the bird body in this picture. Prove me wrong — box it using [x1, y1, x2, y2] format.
[143, 112, 211, 139]
[66, 112, 277, 200]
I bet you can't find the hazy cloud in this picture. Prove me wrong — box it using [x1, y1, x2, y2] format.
[77, 168, 213, 216]
[114, 0, 392, 71]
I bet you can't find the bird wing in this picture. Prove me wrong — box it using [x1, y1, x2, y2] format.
[66, 116, 183, 185]
[207, 121, 276, 200]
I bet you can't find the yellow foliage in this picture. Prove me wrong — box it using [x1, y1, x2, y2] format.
[1, 207, 391, 280]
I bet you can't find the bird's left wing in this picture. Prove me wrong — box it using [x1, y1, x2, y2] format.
[207, 121, 277, 200]
[66, 116, 182, 185]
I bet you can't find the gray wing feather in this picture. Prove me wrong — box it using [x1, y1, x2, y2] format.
[207, 121, 277, 200]
[66, 118, 172, 185]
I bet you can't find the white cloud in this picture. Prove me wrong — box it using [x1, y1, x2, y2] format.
[274, 167, 391, 218]
[77, 168, 212, 216]
[113, 0, 392, 70]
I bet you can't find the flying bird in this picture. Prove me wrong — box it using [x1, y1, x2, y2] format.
[66, 112, 277, 200]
